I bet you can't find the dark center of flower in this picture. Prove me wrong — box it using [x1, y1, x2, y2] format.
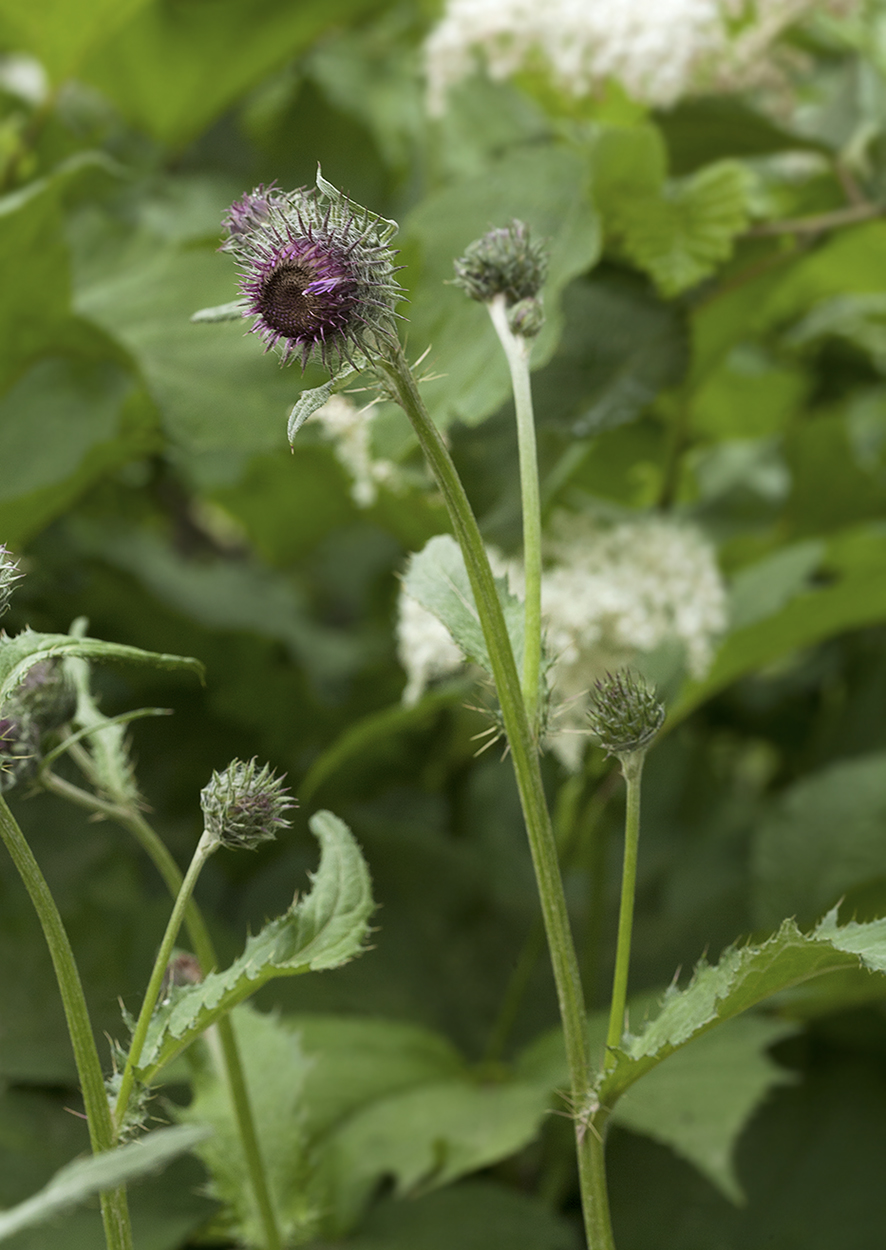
[259, 260, 356, 341]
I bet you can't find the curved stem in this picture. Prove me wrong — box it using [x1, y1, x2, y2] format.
[378, 346, 613, 1248]
[0, 794, 133, 1250]
[114, 831, 215, 1130]
[487, 297, 543, 730]
[40, 771, 283, 1250]
[604, 753, 644, 1071]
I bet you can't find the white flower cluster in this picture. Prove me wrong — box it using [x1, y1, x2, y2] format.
[311, 394, 399, 508]
[425, 0, 857, 113]
[396, 512, 727, 768]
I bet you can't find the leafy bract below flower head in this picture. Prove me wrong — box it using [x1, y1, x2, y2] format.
[221, 170, 403, 373]
[587, 670, 665, 759]
[453, 219, 547, 306]
[200, 758, 296, 852]
[0, 544, 21, 618]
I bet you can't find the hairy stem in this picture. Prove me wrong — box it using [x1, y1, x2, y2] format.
[39, 773, 283, 1250]
[487, 296, 543, 730]
[114, 831, 216, 1130]
[605, 753, 644, 1071]
[0, 794, 133, 1250]
[378, 345, 613, 1249]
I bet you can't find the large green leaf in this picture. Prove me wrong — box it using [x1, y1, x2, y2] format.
[671, 563, 886, 722]
[325, 1079, 550, 1233]
[401, 534, 524, 678]
[135, 810, 373, 1081]
[78, 0, 381, 147]
[753, 752, 886, 930]
[404, 144, 600, 428]
[0, 0, 149, 82]
[0, 1125, 209, 1243]
[609, 161, 753, 298]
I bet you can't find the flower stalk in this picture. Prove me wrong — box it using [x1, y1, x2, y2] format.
[376, 343, 613, 1249]
[486, 294, 544, 731]
[0, 793, 133, 1250]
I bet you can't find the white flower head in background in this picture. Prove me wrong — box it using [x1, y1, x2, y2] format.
[425, 0, 858, 114]
[312, 393, 400, 508]
[396, 511, 727, 769]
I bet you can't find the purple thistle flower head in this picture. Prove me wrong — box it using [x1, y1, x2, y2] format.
[220, 170, 403, 373]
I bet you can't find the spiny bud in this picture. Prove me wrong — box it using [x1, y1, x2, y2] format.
[0, 544, 21, 618]
[587, 671, 665, 759]
[507, 295, 545, 338]
[200, 758, 295, 851]
[0, 714, 40, 793]
[452, 220, 548, 307]
[13, 660, 77, 731]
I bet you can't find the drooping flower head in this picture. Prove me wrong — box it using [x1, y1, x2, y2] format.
[221, 171, 403, 373]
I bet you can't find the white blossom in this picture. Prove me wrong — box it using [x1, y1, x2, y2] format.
[425, 0, 858, 114]
[312, 394, 400, 508]
[395, 512, 727, 769]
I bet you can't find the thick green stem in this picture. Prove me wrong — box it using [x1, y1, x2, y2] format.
[378, 346, 613, 1249]
[114, 830, 215, 1130]
[487, 296, 543, 730]
[0, 794, 133, 1250]
[39, 773, 283, 1250]
[605, 753, 644, 1071]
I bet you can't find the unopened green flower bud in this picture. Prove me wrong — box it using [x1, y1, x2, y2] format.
[14, 660, 77, 731]
[0, 713, 39, 793]
[587, 671, 665, 759]
[452, 220, 547, 306]
[507, 296, 545, 338]
[0, 544, 21, 618]
[200, 758, 295, 851]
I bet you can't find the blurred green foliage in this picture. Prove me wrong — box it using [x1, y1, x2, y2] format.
[2, 1, 886, 1247]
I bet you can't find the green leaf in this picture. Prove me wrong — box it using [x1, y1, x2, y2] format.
[600, 913, 886, 1105]
[401, 534, 524, 678]
[0, 1124, 209, 1242]
[325, 1079, 550, 1233]
[727, 540, 824, 631]
[287, 366, 360, 444]
[753, 751, 886, 930]
[671, 563, 886, 723]
[0, 0, 151, 82]
[177, 1006, 317, 1248]
[0, 628, 203, 709]
[190, 300, 249, 323]
[339, 1180, 581, 1250]
[611, 161, 753, 298]
[136, 810, 374, 1081]
[78, 0, 382, 147]
[404, 144, 600, 428]
[612, 1015, 797, 1202]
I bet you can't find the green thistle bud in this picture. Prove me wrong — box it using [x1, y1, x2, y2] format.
[13, 660, 77, 731]
[200, 758, 295, 851]
[0, 544, 21, 618]
[507, 295, 545, 338]
[587, 671, 665, 760]
[452, 220, 547, 307]
[0, 713, 39, 793]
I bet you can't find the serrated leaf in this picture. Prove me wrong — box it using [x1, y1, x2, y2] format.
[600, 913, 886, 1108]
[136, 810, 373, 1081]
[0, 1124, 209, 1242]
[177, 1006, 317, 1248]
[612, 161, 753, 297]
[400, 535, 524, 679]
[0, 629, 203, 709]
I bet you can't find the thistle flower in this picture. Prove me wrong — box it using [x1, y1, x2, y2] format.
[200, 758, 295, 852]
[0, 544, 21, 618]
[12, 660, 77, 731]
[587, 670, 665, 759]
[0, 713, 40, 793]
[220, 172, 403, 373]
[452, 220, 547, 306]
